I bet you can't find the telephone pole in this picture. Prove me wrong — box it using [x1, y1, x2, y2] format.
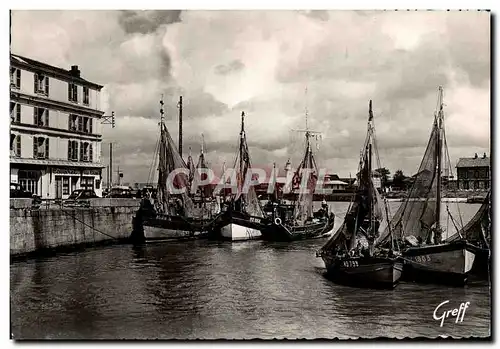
[109, 143, 113, 189]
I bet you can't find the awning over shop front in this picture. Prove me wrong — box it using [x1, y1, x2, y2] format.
[10, 157, 105, 169]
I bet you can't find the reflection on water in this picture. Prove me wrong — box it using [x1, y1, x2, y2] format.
[11, 203, 490, 339]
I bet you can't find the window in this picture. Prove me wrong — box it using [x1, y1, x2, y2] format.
[83, 86, 90, 105]
[84, 117, 93, 133]
[69, 114, 78, 131]
[68, 82, 78, 102]
[68, 140, 79, 161]
[13, 135, 21, 157]
[79, 141, 93, 162]
[19, 171, 39, 195]
[10, 68, 20, 89]
[474, 170, 479, 179]
[10, 134, 15, 153]
[34, 73, 49, 96]
[34, 107, 49, 127]
[63, 177, 70, 195]
[33, 136, 49, 159]
[74, 116, 92, 133]
[10, 102, 20, 123]
[80, 177, 94, 191]
[78, 116, 84, 132]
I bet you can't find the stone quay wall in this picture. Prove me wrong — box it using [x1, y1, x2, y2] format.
[10, 198, 141, 256]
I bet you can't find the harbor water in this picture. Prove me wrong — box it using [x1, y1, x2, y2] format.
[10, 202, 490, 339]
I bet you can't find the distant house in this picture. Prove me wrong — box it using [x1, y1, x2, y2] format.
[456, 153, 490, 190]
[319, 174, 348, 194]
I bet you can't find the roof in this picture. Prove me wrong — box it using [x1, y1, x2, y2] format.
[10, 157, 105, 168]
[324, 180, 348, 185]
[456, 156, 490, 168]
[11, 54, 104, 90]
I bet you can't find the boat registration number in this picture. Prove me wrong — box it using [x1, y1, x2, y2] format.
[249, 217, 261, 223]
[414, 255, 431, 263]
[343, 260, 359, 268]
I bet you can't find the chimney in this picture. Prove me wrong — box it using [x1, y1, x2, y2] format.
[474, 153, 478, 159]
[70, 65, 80, 77]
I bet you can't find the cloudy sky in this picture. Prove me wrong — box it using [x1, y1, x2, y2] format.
[11, 10, 490, 184]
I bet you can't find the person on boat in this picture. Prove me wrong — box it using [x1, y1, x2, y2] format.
[321, 199, 328, 211]
[175, 198, 185, 216]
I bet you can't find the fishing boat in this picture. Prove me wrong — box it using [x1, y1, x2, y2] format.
[209, 112, 267, 241]
[385, 87, 476, 285]
[261, 128, 334, 241]
[317, 100, 403, 289]
[132, 97, 215, 243]
[189, 134, 221, 220]
[445, 190, 491, 278]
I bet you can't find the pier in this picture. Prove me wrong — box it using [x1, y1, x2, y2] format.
[10, 198, 140, 257]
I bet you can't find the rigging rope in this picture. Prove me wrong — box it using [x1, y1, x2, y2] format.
[54, 202, 121, 240]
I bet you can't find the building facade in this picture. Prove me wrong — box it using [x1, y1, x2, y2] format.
[10, 54, 105, 199]
[456, 153, 490, 190]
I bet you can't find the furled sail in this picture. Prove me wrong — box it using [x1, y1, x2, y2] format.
[291, 134, 319, 223]
[186, 148, 196, 191]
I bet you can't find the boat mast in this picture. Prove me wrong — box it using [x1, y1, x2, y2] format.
[159, 95, 166, 212]
[178, 96, 183, 156]
[435, 87, 443, 242]
[239, 111, 245, 190]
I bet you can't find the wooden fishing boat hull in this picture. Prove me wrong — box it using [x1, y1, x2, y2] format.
[220, 222, 261, 241]
[209, 211, 266, 241]
[142, 216, 210, 242]
[323, 255, 403, 289]
[261, 218, 334, 242]
[469, 246, 491, 278]
[402, 241, 477, 285]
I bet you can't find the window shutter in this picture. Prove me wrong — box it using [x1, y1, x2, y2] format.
[45, 138, 49, 159]
[16, 69, 21, 88]
[16, 104, 20, 123]
[78, 116, 83, 131]
[33, 136, 37, 158]
[68, 140, 72, 160]
[80, 141, 84, 161]
[45, 77, 49, 96]
[34, 73, 38, 92]
[68, 114, 72, 130]
[68, 83, 71, 101]
[16, 135, 21, 157]
[89, 144, 93, 162]
[89, 118, 93, 134]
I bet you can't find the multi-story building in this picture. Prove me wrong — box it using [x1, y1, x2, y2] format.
[10, 54, 105, 199]
[456, 153, 490, 190]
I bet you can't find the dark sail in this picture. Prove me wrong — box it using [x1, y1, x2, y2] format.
[320, 100, 388, 254]
[156, 123, 195, 218]
[232, 112, 264, 218]
[383, 117, 440, 242]
[446, 191, 490, 247]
